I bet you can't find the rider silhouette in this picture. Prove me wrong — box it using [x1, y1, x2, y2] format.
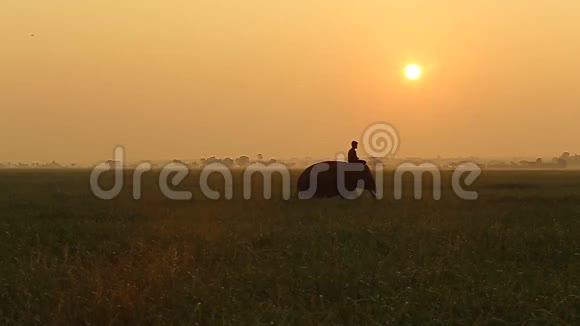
[348, 141, 366, 164]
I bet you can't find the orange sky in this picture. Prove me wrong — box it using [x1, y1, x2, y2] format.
[1, 1, 579, 163]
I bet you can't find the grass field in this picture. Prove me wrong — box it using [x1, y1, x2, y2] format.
[0, 169, 579, 324]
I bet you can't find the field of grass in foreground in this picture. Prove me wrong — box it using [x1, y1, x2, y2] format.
[0, 169, 579, 324]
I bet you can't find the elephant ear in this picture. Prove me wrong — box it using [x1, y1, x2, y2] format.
[364, 167, 377, 192]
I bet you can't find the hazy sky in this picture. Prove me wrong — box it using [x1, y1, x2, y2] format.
[1, 1, 579, 163]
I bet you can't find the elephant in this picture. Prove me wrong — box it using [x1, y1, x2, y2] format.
[297, 161, 376, 199]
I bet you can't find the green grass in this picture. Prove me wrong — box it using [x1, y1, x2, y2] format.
[0, 169, 579, 324]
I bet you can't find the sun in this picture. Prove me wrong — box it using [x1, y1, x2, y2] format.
[405, 64, 422, 80]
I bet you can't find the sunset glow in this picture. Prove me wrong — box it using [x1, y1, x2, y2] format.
[405, 64, 422, 80]
[1, 1, 579, 161]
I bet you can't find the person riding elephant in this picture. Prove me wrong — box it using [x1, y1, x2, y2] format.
[348, 141, 366, 164]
